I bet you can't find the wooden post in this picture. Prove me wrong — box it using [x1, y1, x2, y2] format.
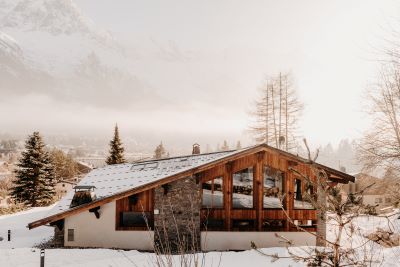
[224, 162, 232, 231]
[256, 152, 264, 231]
[7, 230, 10, 241]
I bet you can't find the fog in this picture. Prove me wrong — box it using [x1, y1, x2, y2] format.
[0, 0, 399, 151]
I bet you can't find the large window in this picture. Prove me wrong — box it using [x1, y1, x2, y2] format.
[263, 166, 285, 209]
[294, 178, 314, 209]
[202, 177, 223, 208]
[232, 167, 254, 209]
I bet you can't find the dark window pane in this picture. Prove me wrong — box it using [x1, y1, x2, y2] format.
[294, 178, 314, 209]
[232, 167, 254, 209]
[202, 177, 223, 208]
[262, 219, 286, 231]
[120, 212, 150, 227]
[263, 166, 285, 209]
[232, 219, 256, 231]
[202, 218, 224, 231]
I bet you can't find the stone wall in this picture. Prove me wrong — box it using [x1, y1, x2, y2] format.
[153, 176, 201, 253]
[53, 224, 64, 247]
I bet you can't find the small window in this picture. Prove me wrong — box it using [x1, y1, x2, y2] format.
[202, 177, 223, 208]
[67, 229, 74, 242]
[232, 167, 254, 209]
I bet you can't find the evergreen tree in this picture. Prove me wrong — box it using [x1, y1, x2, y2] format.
[236, 141, 242, 149]
[154, 141, 167, 159]
[106, 124, 126, 165]
[11, 132, 55, 206]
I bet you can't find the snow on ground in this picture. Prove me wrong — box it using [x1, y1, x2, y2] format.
[1, 206, 400, 266]
[0, 205, 54, 248]
[0, 247, 301, 267]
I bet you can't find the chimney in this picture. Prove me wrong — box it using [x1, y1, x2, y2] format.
[192, 143, 200, 155]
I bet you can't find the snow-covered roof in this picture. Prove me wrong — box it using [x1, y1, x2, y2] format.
[46, 150, 241, 217]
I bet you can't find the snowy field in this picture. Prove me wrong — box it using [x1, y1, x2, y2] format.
[0, 206, 400, 266]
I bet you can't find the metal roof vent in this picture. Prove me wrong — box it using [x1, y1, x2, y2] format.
[70, 185, 97, 208]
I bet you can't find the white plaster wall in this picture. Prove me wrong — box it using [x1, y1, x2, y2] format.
[64, 201, 154, 250]
[201, 231, 316, 251]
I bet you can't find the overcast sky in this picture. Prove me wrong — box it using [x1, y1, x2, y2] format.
[2, 0, 400, 150]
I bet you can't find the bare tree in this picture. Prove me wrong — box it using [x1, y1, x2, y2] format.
[249, 72, 303, 152]
[252, 140, 384, 267]
[358, 64, 400, 173]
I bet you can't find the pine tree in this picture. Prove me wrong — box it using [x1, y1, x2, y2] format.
[11, 132, 55, 206]
[236, 141, 242, 149]
[154, 141, 167, 159]
[106, 124, 126, 165]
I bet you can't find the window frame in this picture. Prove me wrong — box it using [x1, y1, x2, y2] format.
[201, 176, 224, 209]
[293, 177, 315, 210]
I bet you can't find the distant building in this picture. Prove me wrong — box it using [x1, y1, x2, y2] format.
[343, 173, 394, 212]
[55, 180, 76, 200]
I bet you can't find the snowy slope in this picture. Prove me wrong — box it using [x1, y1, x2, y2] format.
[1, 206, 400, 266]
[0, 206, 54, 249]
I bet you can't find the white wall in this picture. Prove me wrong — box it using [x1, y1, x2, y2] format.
[201, 231, 316, 251]
[64, 201, 154, 250]
[64, 200, 315, 251]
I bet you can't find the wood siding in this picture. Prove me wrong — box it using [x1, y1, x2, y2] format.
[115, 189, 154, 230]
[199, 150, 318, 232]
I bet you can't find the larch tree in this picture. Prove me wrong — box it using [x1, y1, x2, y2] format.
[253, 140, 381, 267]
[357, 64, 400, 173]
[11, 132, 55, 207]
[106, 124, 126, 165]
[154, 141, 167, 159]
[249, 72, 303, 152]
[50, 148, 79, 182]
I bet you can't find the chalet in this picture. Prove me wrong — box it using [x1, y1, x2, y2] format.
[343, 173, 395, 213]
[28, 144, 354, 251]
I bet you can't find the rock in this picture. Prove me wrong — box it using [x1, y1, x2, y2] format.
[366, 228, 400, 247]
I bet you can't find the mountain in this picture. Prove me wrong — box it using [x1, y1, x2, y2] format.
[0, 30, 54, 95]
[0, 0, 163, 108]
[1, 0, 111, 41]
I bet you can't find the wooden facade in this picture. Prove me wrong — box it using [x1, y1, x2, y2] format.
[115, 150, 320, 233]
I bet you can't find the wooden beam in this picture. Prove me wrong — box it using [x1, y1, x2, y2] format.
[255, 152, 264, 231]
